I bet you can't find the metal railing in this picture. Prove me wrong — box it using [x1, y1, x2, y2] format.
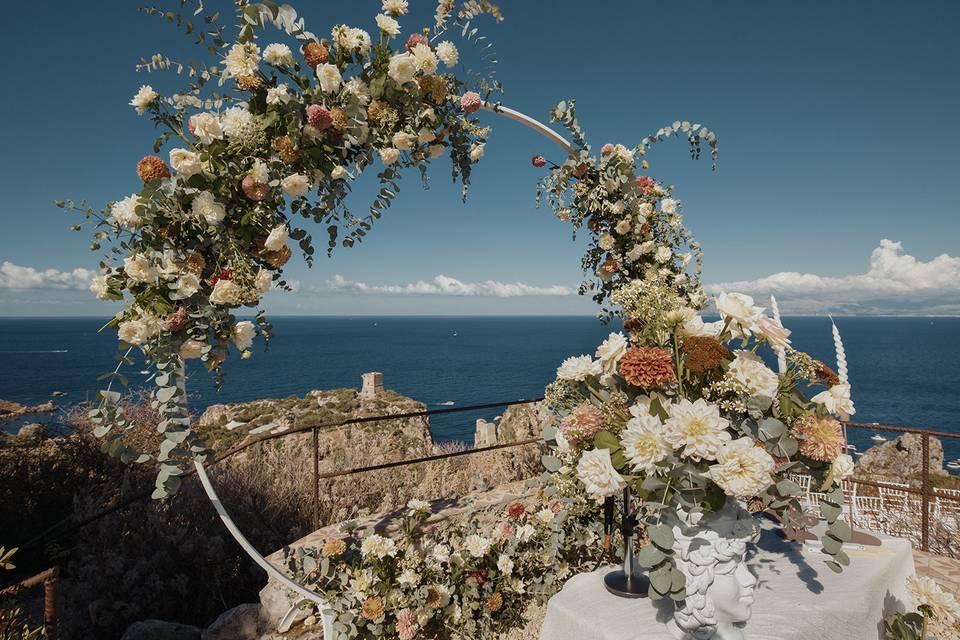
[0, 566, 60, 640]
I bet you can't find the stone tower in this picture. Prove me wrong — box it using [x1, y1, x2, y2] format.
[361, 372, 384, 400]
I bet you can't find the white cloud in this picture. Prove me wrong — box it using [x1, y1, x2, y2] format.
[323, 274, 574, 298]
[707, 240, 960, 315]
[0, 261, 96, 290]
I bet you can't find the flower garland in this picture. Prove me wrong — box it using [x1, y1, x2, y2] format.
[68, 0, 503, 496]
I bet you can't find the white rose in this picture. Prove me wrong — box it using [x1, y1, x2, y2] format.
[595, 332, 627, 377]
[90, 275, 112, 300]
[118, 319, 152, 345]
[255, 269, 273, 293]
[379, 147, 400, 165]
[375, 13, 400, 36]
[626, 246, 643, 263]
[615, 219, 631, 235]
[728, 350, 779, 400]
[281, 173, 311, 197]
[123, 254, 159, 284]
[169, 148, 202, 177]
[264, 225, 289, 251]
[233, 320, 256, 350]
[262, 43, 293, 66]
[706, 437, 774, 497]
[576, 448, 626, 499]
[392, 131, 416, 151]
[823, 453, 855, 489]
[111, 194, 143, 229]
[266, 84, 293, 106]
[331, 165, 348, 180]
[811, 383, 856, 418]
[130, 85, 159, 115]
[420, 107, 437, 122]
[428, 144, 445, 158]
[179, 339, 206, 360]
[469, 143, 485, 162]
[660, 198, 678, 214]
[598, 234, 615, 251]
[715, 292, 763, 338]
[388, 53, 417, 84]
[190, 112, 223, 145]
[556, 354, 601, 381]
[637, 202, 654, 217]
[417, 128, 436, 143]
[655, 246, 673, 263]
[209, 279, 245, 306]
[411, 43, 438, 74]
[436, 41, 458, 67]
[315, 63, 342, 93]
[191, 191, 226, 225]
[169, 272, 200, 300]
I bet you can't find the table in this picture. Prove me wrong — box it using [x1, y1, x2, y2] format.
[540, 520, 916, 640]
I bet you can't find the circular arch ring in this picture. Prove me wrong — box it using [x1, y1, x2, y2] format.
[194, 101, 573, 639]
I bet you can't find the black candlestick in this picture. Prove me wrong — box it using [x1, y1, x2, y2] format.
[603, 485, 650, 598]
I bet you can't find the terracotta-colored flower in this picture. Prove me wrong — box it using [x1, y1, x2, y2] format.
[598, 255, 619, 281]
[241, 175, 270, 201]
[460, 91, 482, 114]
[306, 104, 332, 130]
[163, 307, 187, 333]
[813, 360, 841, 387]
[470, 569, 487, 586]
[792, 415, 844, 462]
[367, 100, 388, 125]
[417, 75, 448, 103]
[572, 163, 589, 178]
[425, 585, 445, 608]
[505, 502, 526, 520]
[330, 107, 350, 131]
[236, 74, 262, 91]
[137, 156, 170, 182]
[560, 402, 605, 444]
[601, 143, 615, 155]
[494, 521, 515, 540]
[405, 33, 427, 52]
[321, 538, 346, 557]
[532, 155, 546, 168]
[303, 42, 329, 68]
[263, 245, 292, 268]
[636, 175, 656, 195]
[618, 347, 676, 389]
[682, 336, 731, 376]
[395, 608, 419, 640]
[361, 596, 384, 621]
[274, 135, 300, 164]
[485, 592, 503, 614]
[182, 253, 206, 276]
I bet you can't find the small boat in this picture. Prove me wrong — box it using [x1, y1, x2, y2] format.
[846, 444, 857, 451]
[870, 434, 887, 443]
[453, 331, 458, 337]
[947, 461, 960, 471]
[437, 401, 455, 406]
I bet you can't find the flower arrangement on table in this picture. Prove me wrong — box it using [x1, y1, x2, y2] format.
[883, 575, 960, 639]
[66, 0, 502, 496]
[533, 104, 860, 599]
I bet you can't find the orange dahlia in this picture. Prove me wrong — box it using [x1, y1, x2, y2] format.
[303, 42, 329, 67]
[683, 336, 731, 375]
[485, 592, 503, 614]
[263, 245, 292, 269]
[274, 135, 300, 164]
[236, 74, 263, 91]
[361, 596, 384, 621]
[618, 347, 676, 389]
[137, 156, 170, 182]
[793, 415, 844, 462]
[321, 538, 346, 557]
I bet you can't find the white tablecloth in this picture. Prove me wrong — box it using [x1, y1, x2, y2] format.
[541, 520, 916, 640]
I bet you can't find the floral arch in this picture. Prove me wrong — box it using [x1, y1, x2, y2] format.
[72, 2, 859, 638]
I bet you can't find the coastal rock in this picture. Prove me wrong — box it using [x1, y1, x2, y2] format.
[856, 433, 947, 481]
[120, 620, 202, 640]
[16, 422, 47, 441]
[473, 401, 552, 447]
[202, 603, 261, 640]
[0, 399, 56, 422]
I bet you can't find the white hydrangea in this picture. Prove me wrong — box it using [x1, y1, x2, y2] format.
[388, 53, 417, 84]
[315, 63, 342, 93]
[220, 105, 254, 138]
[556, 354, 601, 381]
[111, 194, 143, 229]
[223, 42, 260, 77]
[706, 437, 774, 497]
[620, 414, 670, 473]
[436, 41, 459, 67]
[129, 85, 159, 115]
[410, 43, 438, 74]
[232, 320, 256, 351]
[663, 398, 731, 462]
[375, 13, 400, 36]
[281, 173, 311, 197]
[262, 43, 293, 66]
[191, 191, 226, 225]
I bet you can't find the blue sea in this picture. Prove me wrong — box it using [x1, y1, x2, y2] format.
[1, 316, 958, 464]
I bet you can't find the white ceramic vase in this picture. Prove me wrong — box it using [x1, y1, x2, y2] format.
[663, 498, 760, 640]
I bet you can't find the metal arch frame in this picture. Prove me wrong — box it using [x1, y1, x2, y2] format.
[193, 103, 573, 640]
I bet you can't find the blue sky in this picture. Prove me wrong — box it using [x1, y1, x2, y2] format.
[1, 0, 958, 316]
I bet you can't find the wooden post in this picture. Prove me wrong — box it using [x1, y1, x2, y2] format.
[921, 434, 930, 552]
[43, 566, 59, 640]
[312, 427, 320, 531]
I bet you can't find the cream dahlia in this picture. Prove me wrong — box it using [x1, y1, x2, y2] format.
[663, 398, 731, 461]
[129, 85, 159, 115]
[620, 414, 670, 473]
[907, 575, 960, 623]
[111, 195, 143, 229]
[556, 354, 601, 381]
[437, 41, 459, 67]
[360, 533, 397, 559]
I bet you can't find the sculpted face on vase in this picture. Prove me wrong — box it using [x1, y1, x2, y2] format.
[706, 562, 758, 639]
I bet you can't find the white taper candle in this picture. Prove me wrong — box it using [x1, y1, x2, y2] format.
[770, 295, 787, 375]
[828, 315, 848, 385]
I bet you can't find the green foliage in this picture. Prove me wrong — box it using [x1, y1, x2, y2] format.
[882, 611, 925, 640]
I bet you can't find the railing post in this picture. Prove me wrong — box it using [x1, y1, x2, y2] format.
[312, 427, 320, 531]
[43, 566, 59, 640]
[921, 433, 930, 552]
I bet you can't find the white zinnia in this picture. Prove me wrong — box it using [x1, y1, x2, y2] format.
[189, 112, 223, 145]
[266, 84, 293, 106]
[706, 437, 774, 497]
[463, 534, 492, 558]
[264, 225, 289, 251]
[728, 350, 780, 400]
[360, 534, 397, 559]
[281, 173, 311, 197]
[232, 320, 256, 350]
[576, 448, 626, 499]
[715, 292, 763, 339]
[811, 383, 856, 417]
[169, 148, 202, 176]
[315, 63, 342, 93]
[191, 191, 226, 225]
[411, 43, 438, 74]
[663, 398, 731, 462]
[209, 279, 245, 306]
[111, 194, 143, 229]
[129, 85, 159, 115]
[262, 43, 293, 66]
[375, 13, 400, 36]
[388, 53, 417, 84]
[123, 254, 159, 285]
[620, 414, 670, 473]
[556, 355, 601, 381]
[382, 0, 408, 15]
[223, 42, 260, 77]
[220, 105, 254, 138]
[379, 147, 400, 165]
[169, 272, 200, 301]
[392, 131, 416, 151]
[436, 41, 459, 67]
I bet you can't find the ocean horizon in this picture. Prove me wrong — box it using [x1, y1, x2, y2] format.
[2, 315, 959, 464]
